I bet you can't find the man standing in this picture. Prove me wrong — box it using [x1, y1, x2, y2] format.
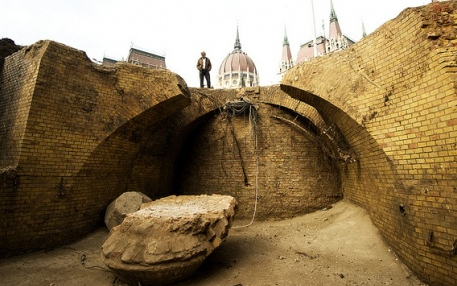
[196, 51, 212, 88]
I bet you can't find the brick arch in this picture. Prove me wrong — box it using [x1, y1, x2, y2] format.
[280, 82, 416, 263]
[169, 86, 347, 171]
[1, 3, 457, 285]
[174, 101, 341, 220]
[69, 88, 241, 211]
[259, 85, 327, 129]
[258, 86, 355, 163]
[0, 41, 191, 256]
[280, 2, 457, 285]
[69, 95, 191, 228]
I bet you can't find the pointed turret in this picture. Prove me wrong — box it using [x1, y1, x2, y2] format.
[327, 0, 348, 52]
[328, 0, 342, 39]
[280, 26, 294, 74]
[296, 0, 355, 64]
[329, 0, 338, 22]
[283, 26, 290, 46]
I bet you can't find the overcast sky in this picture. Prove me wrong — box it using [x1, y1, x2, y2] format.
[2, 0, 431, 87]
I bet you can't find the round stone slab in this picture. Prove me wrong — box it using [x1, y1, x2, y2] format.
[101, 194, 238, 285]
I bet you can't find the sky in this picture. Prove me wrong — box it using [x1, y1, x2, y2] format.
[1, 0, 432, 88]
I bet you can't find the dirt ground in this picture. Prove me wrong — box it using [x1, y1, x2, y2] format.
[0, 200, 428, 286]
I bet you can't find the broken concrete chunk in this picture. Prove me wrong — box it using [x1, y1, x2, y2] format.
[101, 194, 238, 286]
[104, 191, 152, 230]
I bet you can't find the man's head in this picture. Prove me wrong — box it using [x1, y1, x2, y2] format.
[201, 51, 206, 57]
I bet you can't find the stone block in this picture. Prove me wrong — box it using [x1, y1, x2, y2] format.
[101, 194, 238, 286]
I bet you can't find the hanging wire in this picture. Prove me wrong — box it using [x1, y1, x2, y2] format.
[225, 98, 252, 117]
[225, 98, 259, 229]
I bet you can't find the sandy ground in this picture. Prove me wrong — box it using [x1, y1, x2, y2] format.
[0, 200, 428, 286]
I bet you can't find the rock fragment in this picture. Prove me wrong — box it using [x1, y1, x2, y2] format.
[104, 191, 152, 230]
[101, 194, 238, 285]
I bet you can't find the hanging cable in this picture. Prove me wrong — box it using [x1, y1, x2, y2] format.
[236, 104, 259, 228]
[227, 99, 259, 229]
[225, 98, 252, 117]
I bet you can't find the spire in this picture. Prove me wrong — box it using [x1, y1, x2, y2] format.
[328, 0, 343, 39]
[234, 25, 242, 50]
[283, 25, 290, 46]
[330, 0, 338, 22]
[280, 24, 294, 74]
[362, 19, 367, 37]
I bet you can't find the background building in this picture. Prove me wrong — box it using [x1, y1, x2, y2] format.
[102, 46, 166, 69]
[218, 27, 259, 89]
[296, 0, 355, 64]
[127, 46, 166, 69]
[102, 56, 118, 66]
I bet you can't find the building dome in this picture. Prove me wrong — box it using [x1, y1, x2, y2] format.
[218, 27, 259, 89]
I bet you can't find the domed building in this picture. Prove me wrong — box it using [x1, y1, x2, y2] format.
[218, 27, 259, 89]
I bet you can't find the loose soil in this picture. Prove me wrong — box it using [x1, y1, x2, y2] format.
[0, 200, 428, 286]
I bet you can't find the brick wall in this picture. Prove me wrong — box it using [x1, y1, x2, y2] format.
[282, 2, 457, 285]
[1, 45, 341, 255]
[0, 40, 190, 256]
[0, 43, 42, 168]
[1, 2, 457, 285]
[175, 91, 341, 219]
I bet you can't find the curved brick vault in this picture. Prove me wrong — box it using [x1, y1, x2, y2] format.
[0, 2, 456, 285]
[280, 3, 457, 285]
[0, 40, 192, 256]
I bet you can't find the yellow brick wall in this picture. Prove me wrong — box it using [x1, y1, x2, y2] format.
[1, 2, 457, 285]
[0, 40, 190, 256]
[176, 91, 341, 219]
[282, 2, 457, 285]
